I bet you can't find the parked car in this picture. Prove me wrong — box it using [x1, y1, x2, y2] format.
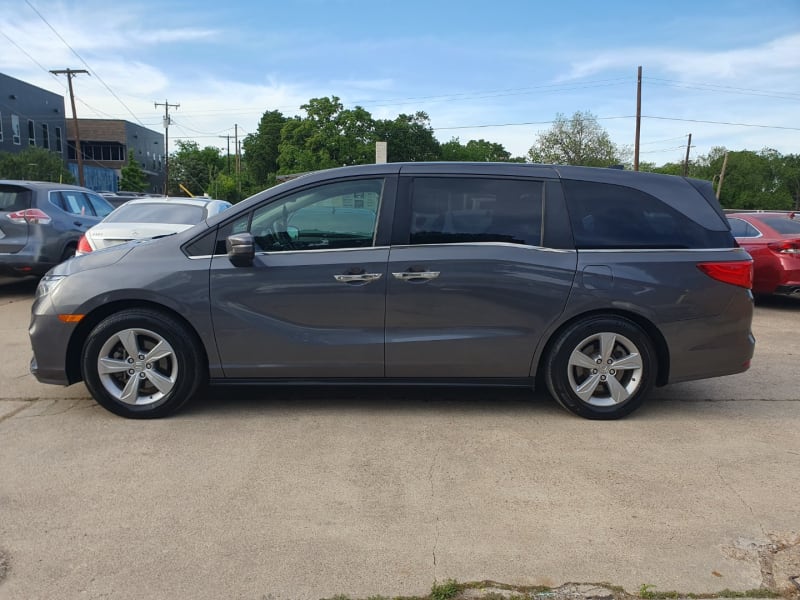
[76, 196, 232, 255]
[727, 211, 800, 296]
[29, 163, 755, 420]
[0, 180, 114, 277]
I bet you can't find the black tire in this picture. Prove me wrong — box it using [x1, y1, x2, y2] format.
[60, 244, 77, 263]
[81, 309, 206, 418]
[543, 316, 656, 420]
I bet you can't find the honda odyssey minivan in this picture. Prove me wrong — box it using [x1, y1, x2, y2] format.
[29, 162, 755, 419]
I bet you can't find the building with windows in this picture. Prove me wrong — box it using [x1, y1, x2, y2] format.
[66, 119, 165, 193]
[0, 72, 67, 158]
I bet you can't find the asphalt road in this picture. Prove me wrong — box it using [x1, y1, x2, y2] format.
[1, 275, 799, 600]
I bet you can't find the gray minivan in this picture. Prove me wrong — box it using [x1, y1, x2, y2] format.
[29, 163, 755, 419]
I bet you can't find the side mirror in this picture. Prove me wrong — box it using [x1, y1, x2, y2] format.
[226, 232, 255, 267]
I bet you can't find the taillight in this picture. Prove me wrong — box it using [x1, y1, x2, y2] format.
[697, 260, 753, 289]
[6, 208, 53, 225]
[76, 235, 93, 255]
[767, 239, 800, 255]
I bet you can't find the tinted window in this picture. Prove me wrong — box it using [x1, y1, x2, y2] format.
[55, 191, 95, 216]
[222, 178, 383, 253]
[563, 180, 734, 250]
[86, 193, 114, 218]
[727, 217, 761, 238]
[761, 217, 800, 235]
[0, 186, 31, 211]
[104, 203, 205, 225]
[409, 177, 543, 246]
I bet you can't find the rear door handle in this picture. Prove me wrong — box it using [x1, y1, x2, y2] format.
[334, 273, 383, 284]
[392, 271, 440, 282]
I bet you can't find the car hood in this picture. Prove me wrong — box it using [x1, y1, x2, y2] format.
[49, 241, 139, 276]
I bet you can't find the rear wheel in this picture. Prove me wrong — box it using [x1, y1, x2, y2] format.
[60, 243, 77, 262]
[544, 316, 656, 419]
[81, 309, 205, 418]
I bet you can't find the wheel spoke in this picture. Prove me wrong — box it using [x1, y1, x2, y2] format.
[613, 352, 643, 371]
[119, 374, 141, 404]
[145, 340, 173, 363]
[98, 357, 130, 375]
[607, 375, 630, 404]
[575, 372, 602, 401]
[145, 369, 174, 395]
[599, 332, 617, 363]
[569, 349, 598, 370]
[118, 329, 140, 359]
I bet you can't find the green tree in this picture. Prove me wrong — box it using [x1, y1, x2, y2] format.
[527, 111, 624, 166]
[277, 96, 375, 174]
[168, 140, 224, 196]
[119, 154, 147, 192]
[440, 137, 516, 162]
[373, 112, 440, 162]
[696, 147, 793, 210]
[242, 110, 286, 189]
[0, 147, 74, 183]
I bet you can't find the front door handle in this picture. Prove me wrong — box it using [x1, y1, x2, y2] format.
[392, 271, 440, 282]
[334, 273, 383, 284]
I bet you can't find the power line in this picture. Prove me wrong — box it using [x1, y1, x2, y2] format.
[24, 0, 145, 127]
[643, 77, 800, 101]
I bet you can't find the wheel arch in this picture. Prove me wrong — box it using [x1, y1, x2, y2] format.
[534, 308, 670, 388]
[65, 299, 209, 385]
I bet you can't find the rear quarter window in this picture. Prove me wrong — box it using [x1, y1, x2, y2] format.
[563, 179, 735, 250]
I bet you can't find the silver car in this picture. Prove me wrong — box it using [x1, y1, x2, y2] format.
[29, 163, 755, 420]
[77, 196, 232, 255]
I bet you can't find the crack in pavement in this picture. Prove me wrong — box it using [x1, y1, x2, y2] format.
[429, 440, 442, 583]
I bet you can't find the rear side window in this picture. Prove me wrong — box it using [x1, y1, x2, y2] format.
[727, 217, 761, 238]
[409, 177, 543, 246]
[53, 190, 95, 216]
[563, 179, 735, 250]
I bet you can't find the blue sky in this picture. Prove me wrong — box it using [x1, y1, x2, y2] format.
[1, 0, 798, 165]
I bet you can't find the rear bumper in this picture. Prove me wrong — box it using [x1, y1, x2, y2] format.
[0, 250, 57, 277]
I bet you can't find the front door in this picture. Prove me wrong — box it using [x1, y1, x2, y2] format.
[210, 177, 393, 378]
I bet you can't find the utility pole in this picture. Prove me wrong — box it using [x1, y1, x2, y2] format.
[633, 65, 642, 172]
[234, 124, 241, 197]
[682, 133, 692, 177]
[154, 99, 179, 195]
[50, 68, 89, 186]
[218, 134, 232, 174]
[716, 152, 729, 200]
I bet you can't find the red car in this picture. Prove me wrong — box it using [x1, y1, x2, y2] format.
[727, 212, 800, 296]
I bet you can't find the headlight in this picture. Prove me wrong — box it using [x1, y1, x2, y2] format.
[36, 275, 66, 298]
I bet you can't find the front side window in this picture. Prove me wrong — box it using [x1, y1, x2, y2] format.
[217, 178, 384, 254]
[85, 193, 114, 218]
[409, 177, 543, 246]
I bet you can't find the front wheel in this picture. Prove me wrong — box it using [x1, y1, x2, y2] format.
[543, 316, 656, 420]
[81, 309, 206, 418]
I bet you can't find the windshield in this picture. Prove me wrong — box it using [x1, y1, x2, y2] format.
[104, 203, 205, 225]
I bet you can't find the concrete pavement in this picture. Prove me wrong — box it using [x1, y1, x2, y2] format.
[1, 276, 799, 599]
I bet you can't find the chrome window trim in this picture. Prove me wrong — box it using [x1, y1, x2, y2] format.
[393, 241, 574, 253]
[577, 247, 746, 253]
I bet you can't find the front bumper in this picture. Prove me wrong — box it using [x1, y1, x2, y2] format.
[29, 300, 78, 386]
